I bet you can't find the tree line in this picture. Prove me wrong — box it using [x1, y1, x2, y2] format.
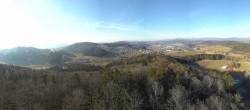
[176, 54, 225, 63]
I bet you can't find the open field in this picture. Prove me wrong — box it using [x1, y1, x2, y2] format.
[228, 53, 246, 59]
[25, 64, 52, 69]
[72, 53, 121, 65]
[200, 45, 247, 58]
[237, 60, 250, 71]
[200, 45, 232, 54]
[196, 60, 229, 71]
[197, 59, 250, 72]
[167, 45, 233, 57]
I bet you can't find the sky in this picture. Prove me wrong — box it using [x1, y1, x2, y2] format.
[1, 0, 250, 49]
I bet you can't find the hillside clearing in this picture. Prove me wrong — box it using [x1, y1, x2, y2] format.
[196, 60, 229, 71]
[200, 45, 232, 54]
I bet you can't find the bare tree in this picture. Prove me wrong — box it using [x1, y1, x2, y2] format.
[167, 85, 189, 110]
[62, 88, 90, 110]
[230, 103, 239, 110]
[124, 90, 143, 110]
[202, 76, 215, 90]
[147, 78, 164, 110]
[205, 95, 234, 110]
[185, 102, 195, 110]
[196, 101, 209, 110]
[101, 81, 121, 110]
[190, 77, 201, 91]
[215, 79, 225, 94]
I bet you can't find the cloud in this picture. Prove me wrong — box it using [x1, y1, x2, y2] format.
[91, 21, 144, 33]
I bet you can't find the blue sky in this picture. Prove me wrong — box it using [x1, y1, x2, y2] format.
[1, 0, 250, 49]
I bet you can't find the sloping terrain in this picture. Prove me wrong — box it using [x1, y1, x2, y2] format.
[0, 47, 74, 66]
[0, 53, 242, 110]
[63, 42, 115, 57]
[215, 41, 250, 53]
[0, 47, 51, 66]
[103, 41, 148, 49]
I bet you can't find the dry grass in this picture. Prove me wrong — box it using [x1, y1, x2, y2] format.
[197, 59, 250, 72]
[200, 45, 232, 54]
[228, 53, 246, 59]
[25, 64, 52, 69]
[237, 61, 250, 71]
[197, 60, 229, 71]
[72, 53, 121, 65]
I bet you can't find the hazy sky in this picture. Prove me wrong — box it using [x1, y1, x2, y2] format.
[1, 0, 250, 49]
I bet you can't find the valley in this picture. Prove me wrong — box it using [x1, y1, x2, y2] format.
[2, 0, 250, 109]
[1, 39, 250, 109]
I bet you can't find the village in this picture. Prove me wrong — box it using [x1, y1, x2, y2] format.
[105, 41, 201, 54]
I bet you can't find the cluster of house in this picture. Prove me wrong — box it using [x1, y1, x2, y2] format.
[225, 62, 240, 73]
[109, 48, 137, 54]
[104, 42, 201, 54]
[148, 43, 198, 52]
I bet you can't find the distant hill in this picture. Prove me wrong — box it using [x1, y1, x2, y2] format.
[0, 47, 51, 66]
[165, 37, 250, 42]
[0, 49, 12, 54]
[0, 47, 74, 66]
[48, 50, 75, 65]
[63, 42, 116, 57]
[215, 41, 250, 53]
[103, 41, 148, 49]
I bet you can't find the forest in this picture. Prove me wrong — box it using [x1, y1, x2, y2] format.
[0, 54, 243, 110]
[176, 54, 225, 63]
[218, 41, 250, 53]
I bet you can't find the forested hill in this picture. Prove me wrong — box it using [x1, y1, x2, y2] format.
[215, 41, 250, 53]
[175, 54, 225, 63]
[0, 53, 243, 110]
[63, 41, 148, 57]
[63, 42, 116, 57]
[0, 47, 51, 66]
[102, 41, 148, 49]
[0, 47, 74, 66]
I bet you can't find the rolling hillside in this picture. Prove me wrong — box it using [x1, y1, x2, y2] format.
[63, 42, 116, 57]
[0, 47, 73, 66]
[0, 47, 50, 66]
